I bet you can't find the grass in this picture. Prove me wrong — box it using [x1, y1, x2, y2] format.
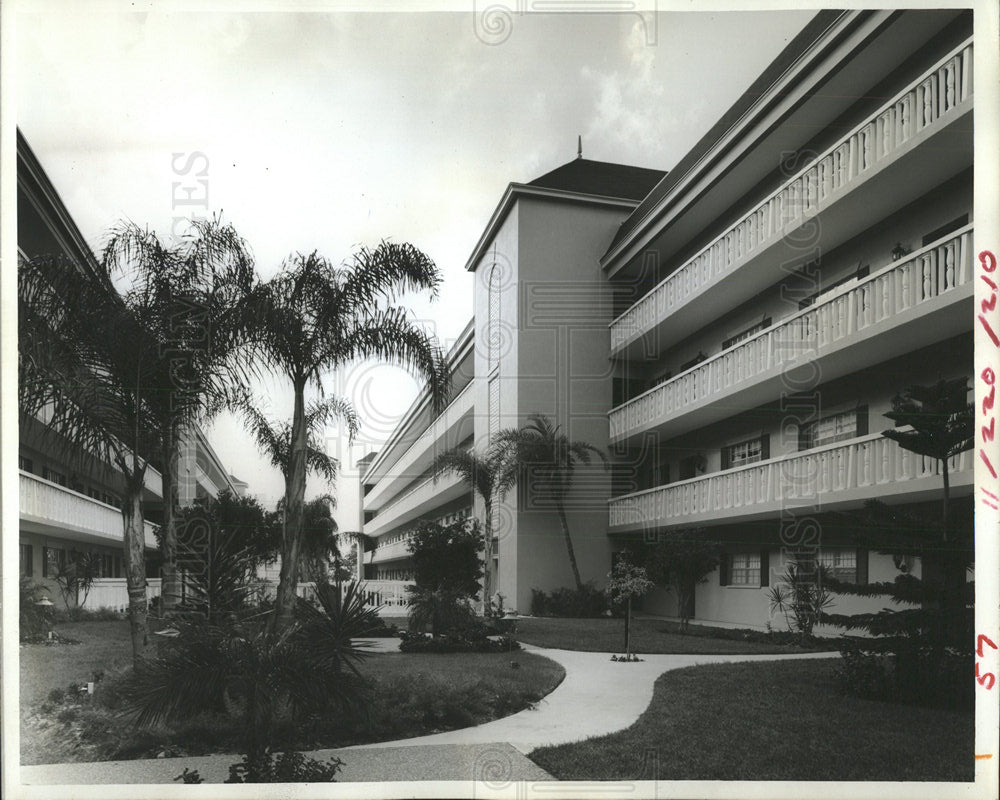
[530, 658, 974, 782]
[20, 620, 565, 765]
[20, 620, 142, 708]
[514, 616, 833, 655]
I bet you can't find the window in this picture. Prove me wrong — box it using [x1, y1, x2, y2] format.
[680, 352, 708, 372]
[800, 406, 868, 450]
[20, 543, 34, 577]
[679, 454, 703, 481]
[719, 551, 769, 587]
[42, 546, 66, 578]
[19, 456, 33, 473]
[722, 317, 771, 350]
[488, 264, 501, 374]
[722, 435, 769, 470]
[648, 370, 672, 391]
[730, 553, 761, 585]
[488, 375, 500, 439]
[42, 467, 67, 487]
[799, 264, 870, 309]
[922, 214, 968, 247]
[818, 547, 865, 583]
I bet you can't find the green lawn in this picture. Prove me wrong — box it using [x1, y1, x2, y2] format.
[21, 620, 564, 764]
[514, 616, 832, 655]
[20, 620, 149, 707]
[530, 658, 974, 782]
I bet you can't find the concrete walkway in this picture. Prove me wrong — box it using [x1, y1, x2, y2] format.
[18, 642, 837, 785]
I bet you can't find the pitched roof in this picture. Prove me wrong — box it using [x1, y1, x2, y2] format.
[527, 158, 666, 201]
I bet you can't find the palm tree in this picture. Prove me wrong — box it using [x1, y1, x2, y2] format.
[430, 445, 516, 603]
[19, 253, 163, 665]
[238, 397, 358, 613]
[492, 413, 608, 591]
[236, 244, 449, 629]
[101, 217, 255, 613]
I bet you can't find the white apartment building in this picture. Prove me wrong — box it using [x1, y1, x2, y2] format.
[360, 8, 974, 629]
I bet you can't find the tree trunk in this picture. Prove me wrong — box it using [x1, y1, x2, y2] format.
[273, 381, 308, 631]
[122, 480, 153, 667]
[941, 456, 950, 543]
[483, 496, 493, 607]
[625, 597, 631, 656]
[555, 499, 583, 591]
[160, 424, 179, 613]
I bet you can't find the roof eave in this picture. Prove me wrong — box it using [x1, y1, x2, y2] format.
[464, 183, 642, 273]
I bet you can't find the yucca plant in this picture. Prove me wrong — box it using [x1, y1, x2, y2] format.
[124, 610, 372, 781]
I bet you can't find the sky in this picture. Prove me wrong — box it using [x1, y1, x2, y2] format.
[14, 1, 817, 531]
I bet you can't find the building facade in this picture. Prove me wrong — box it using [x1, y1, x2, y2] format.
[361, 9, 974, 629]
[17, 130, 245, 611]
[358, 320, 476, 601]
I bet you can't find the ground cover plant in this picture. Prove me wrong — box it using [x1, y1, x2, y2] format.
[514, 616, 835, 655]
[529, 658, 973, 782]
[20, 620, 563, 765]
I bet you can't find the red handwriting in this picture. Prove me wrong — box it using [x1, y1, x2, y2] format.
[979, 251, 999, 344]
[979, 252, 999, 482]
[976, 635, 998, 691]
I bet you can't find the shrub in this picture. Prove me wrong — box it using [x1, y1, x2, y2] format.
[52, 606, 124, 623]
[530, 583, 608, 618]
[835, 639, 972, 709]
[225, 750, 343, 783]
[398, 630, 520, 654]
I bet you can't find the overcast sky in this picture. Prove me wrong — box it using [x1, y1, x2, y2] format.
[15, 1, 817, 530]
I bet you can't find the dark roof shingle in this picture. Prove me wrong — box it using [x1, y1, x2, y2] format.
[527, 158, 666, 202]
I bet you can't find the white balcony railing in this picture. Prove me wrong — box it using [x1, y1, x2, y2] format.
[610, 227, 973, 442]
[365, 381, 475, 510]
[364, 470, 467, 538]
[369, 537, 412, 564]
[610, 39, 974, 353]
[609, 434, 972, 531]
[20, 471, 159, 548]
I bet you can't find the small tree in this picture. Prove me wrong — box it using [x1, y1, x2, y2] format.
[405, 518, 483, 636]
[53, 550, 101, 609]
[635, 529, 720, 633]
[430, 445, 516, 606]
[821, 378, 974, 702]
[606, 558, 653, 658]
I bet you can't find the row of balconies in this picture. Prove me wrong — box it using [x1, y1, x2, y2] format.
[609, 433, 972, 534]
[20, 471, 159, 548]
[363, 380, 475, 512]
[610, 39, 973, 360]
[363, 470, 469, 539]
[609, 227, 973, 444]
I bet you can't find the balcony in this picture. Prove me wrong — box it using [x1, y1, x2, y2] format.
[20, 471, 159, 548]
[610, 39, 973, 359]
[367, 537, 412, 565]
[609, 227, 973, 444]
[363, 471, 468, 539]
[609, 434, 972, 534]
[364, 381, 475, 512]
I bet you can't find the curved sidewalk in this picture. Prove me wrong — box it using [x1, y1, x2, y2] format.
[18, 644, 837, 784]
